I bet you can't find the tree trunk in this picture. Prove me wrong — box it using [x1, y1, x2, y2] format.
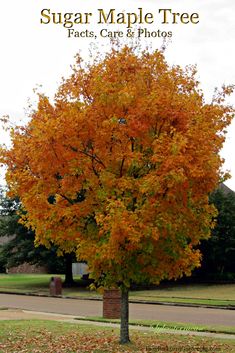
[120, 287, 130, 344]
[63, 253, 74, 287]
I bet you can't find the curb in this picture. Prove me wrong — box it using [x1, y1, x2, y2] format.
[0, 290, 235, 310]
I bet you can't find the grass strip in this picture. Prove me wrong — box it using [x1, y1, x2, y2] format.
[130, 296, 235, 307]
[76, 316, 235, 335]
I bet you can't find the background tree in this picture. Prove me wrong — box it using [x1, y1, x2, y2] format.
[198, 184, 235, 279]
[1, 45, 234, 344]
[0, 189, 75, 284]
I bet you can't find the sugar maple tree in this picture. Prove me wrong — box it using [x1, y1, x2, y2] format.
[1, 46, 234, 343]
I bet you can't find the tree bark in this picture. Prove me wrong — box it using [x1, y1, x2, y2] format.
[63, 253, 75, 287]
[120, 287, 130, 344]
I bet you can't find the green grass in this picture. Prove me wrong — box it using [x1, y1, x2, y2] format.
[0, 274, 54, 288]
[129, 284, 235, 307]
[0, 274, 99, 297]
[1, 274, 235, 307]
[130, 284, 235, 300]
[130, 295, 235, 307]
[0, 320, 234, 353]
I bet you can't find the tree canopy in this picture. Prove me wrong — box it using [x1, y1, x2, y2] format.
[1, 45, 234, 343]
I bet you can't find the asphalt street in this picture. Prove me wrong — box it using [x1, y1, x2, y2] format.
[0, 293, 234, 326]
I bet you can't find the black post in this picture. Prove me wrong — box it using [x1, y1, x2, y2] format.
[63, 253, 74, 287]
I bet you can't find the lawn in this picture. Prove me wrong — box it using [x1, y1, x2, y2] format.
[131, 283, 235, 301]
[0, 274, 55, 291]
[1, 274, 235, 307]
[0, 320, 234, 353]
[130, 284, 235, 307]
[0, 274, 99, 297]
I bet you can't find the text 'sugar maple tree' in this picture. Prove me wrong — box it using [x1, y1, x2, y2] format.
[1, 46, 234, 342]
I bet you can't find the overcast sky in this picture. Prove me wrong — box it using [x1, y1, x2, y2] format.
[0, 0, 234, 189]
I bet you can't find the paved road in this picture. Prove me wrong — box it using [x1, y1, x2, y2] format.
[0, 293, 234, 326]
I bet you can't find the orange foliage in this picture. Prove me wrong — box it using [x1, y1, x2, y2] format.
[1, 46, 234, 288]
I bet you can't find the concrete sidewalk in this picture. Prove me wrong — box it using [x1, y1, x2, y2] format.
[0, 308, 79, 321]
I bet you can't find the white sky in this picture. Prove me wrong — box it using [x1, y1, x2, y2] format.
[0, 0, 235, 189]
